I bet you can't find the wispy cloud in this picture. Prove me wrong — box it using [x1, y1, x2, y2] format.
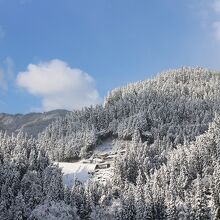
[209, 0, 220, 43]
[16, 59, 101, 111]
[193, 0, 220, 44]
[212, 0, 220, 13]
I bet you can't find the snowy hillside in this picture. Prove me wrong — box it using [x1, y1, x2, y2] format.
[2, 67, 220, 219]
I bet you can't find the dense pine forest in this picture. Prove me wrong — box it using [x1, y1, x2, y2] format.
[1, 67, 220, 219]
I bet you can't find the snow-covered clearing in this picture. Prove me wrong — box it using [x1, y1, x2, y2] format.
[57, 138, 126, 187]
[57, 162, 96, 187]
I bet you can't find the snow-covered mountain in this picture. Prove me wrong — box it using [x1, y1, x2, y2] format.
[0, 109, 69, 137]
[2, 67, 220, 219]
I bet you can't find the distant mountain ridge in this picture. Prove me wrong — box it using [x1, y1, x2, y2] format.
[0, 109, 69, 137]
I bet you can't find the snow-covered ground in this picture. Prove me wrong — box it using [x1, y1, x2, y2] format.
[57, 138, 126, 187]
[57, 162, 96, 187]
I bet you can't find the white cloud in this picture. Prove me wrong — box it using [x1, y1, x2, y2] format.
[16, 59, 102, 111]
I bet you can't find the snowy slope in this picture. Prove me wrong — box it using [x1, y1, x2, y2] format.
[57, 139, 125, 187]
[57, 162, 96, 187]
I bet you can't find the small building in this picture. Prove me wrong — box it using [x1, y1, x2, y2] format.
[106, 155, 117, 160]
[81, 159, 91, 164]
[93, 158, 104, 163]
[95, 163, 111, 170]
[120, 149, 126, 155]
[99, 153, 109, 159]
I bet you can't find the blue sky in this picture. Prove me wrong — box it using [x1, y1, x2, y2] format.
[0, 0, 220, 113]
